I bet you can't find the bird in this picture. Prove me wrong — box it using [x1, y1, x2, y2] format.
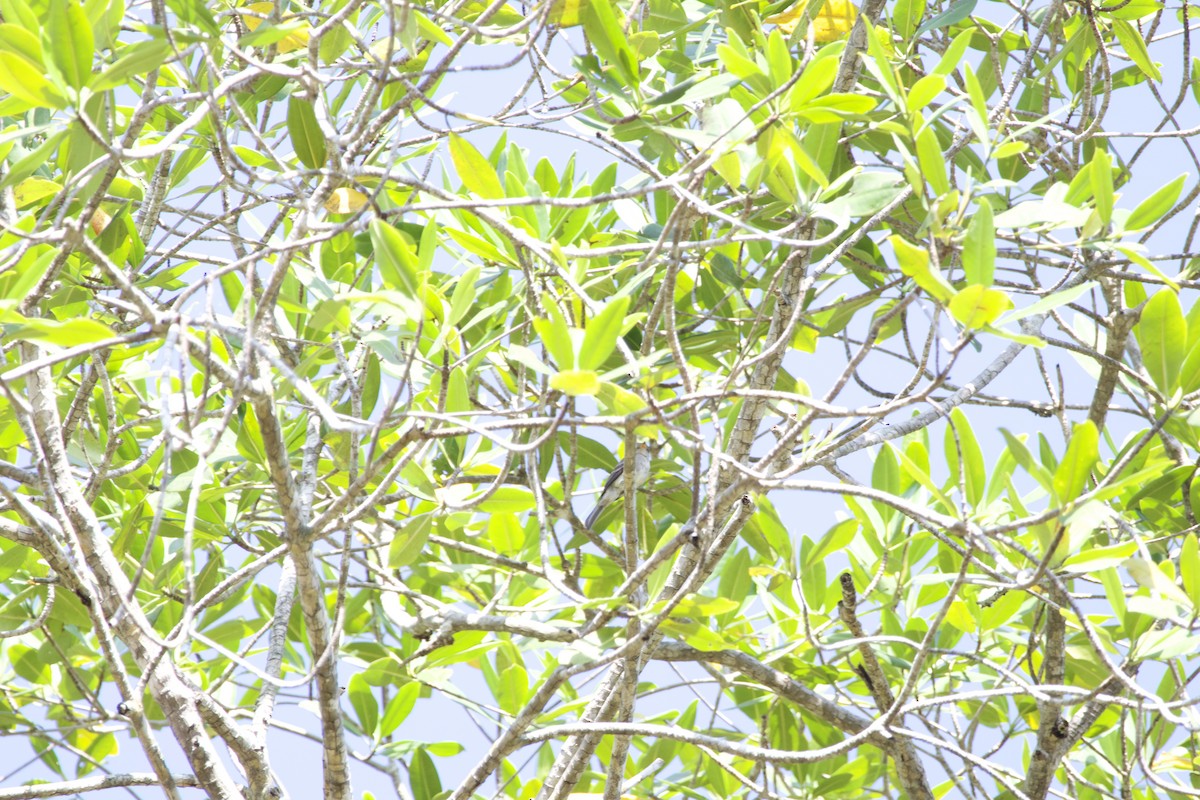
[584, 442, 652, 530]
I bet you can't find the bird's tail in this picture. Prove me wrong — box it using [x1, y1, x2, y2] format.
[584, 502, 607, 530]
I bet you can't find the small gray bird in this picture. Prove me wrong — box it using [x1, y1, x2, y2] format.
[584, 442, 652, 530]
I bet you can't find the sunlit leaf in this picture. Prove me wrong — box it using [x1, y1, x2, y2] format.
[45, 0, 92, 91]
[287, 95, 326, 169]
[1136, 289, 1185, 393]
[949, 285, 1012, 329]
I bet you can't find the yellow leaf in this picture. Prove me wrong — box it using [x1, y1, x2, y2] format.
[766, 0, 857, 42]
[324, 187, 369, 214]
[949, 285, 1013, 329]
[14, 178, 62, 209]
[241, 2, 310, 53]
[549, 369, 601, 396]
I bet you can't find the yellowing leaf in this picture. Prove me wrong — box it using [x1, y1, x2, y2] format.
[324, 187, 369, 214]
[549, 369, 601, 396]
[242, 2, 310, 53]
[13, 178, 62, 208]
[766, 0, 857, 42]
[949, 285, 1013, 329]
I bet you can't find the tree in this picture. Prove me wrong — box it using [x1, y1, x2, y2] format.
[1, 0, 1199, 796]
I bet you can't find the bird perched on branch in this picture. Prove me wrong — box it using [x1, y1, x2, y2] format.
[584, 442, 652, 530]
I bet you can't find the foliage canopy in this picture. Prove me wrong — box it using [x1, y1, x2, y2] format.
[1, 0, 1200, 797]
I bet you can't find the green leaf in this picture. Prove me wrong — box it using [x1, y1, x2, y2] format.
[1111, 19, 1162, 81]
[506, 343, 553, 375]
[287, 95, 326, 169]
[409, 747, 443, 800]
[1059, 540, 1137, 574]
[893, 0, 927, 39]
[914, 0, 976, 39]
[532, 304, 575, 370]
[92, 39, 170, 91]
[1180, 334, 1200, 392]
[891, 235, 954, 302]
[163, 0, 220, 36]
[647, 72, 740, 107]
[1053, 421, 1098, 504]
[914, 124, 949, 195]
[787, 51, 836, 109]
[945, 408, 985, 506]
[46, 0, 93, 91]
[581, 0, 638, 85]
[992, 140, 1028, 159]
[1133, 628, 1200, 661]
[1135, 289, 1186, 393]
[1192, 56, 1200, 107]
[1095, 0, 1161, 19]
[1114, 243, 1178, 291]
[596, 381, 647, 417]
[718, 40, 768, 92]
[872, 442, 900, 495]
[388, 514, 432, 568]
[708, 252, 744, 289]
[1182, 533, 1200, 608]
[993, 194, 1091, 229]
[346, 674, 379, 740]
[995, 281, 1095, 327]
[907, 74, 945, 110]
[487, 511, 525, 555]
[948, 285, 1012, 329]
[0, 0, 38, 32]
[379, 682, 420, 737]
[1099, 566, 1127, 624]
[0, 246, 54, 302]
[961, 198, 995, 286]
[476, 485, 535, 513]
[961, 63, 989, 145]
[369, 219, 423, 298]
[765, 28, 792, 89]
[1090, 149, 1113, 225]
[893, 444, 956, 516]
[793, 93, 877, 123]
[447, 265, 480, 326]
[6, 316, 116, 344]
[1125, 173, 1186, 231]
[0, 49, 65, 107]
[578, 295, 629, 371]
[0, 22, 44, 63]
[933, 29, 973, 76]
[818, 172, 905, 220]
[1127, 556, 1193, 610]
[449, 133, 504, 200]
